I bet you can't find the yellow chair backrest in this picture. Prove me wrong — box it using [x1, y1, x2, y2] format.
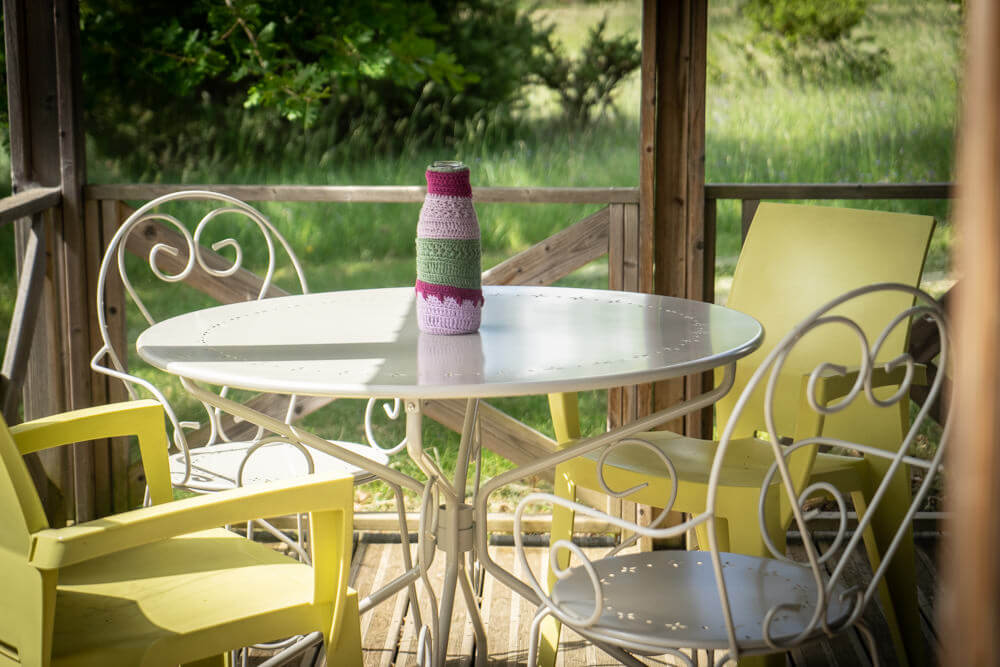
[716, 202, 935, 445]
[0, 414, 52, 666]
[0, 414, 48, 556]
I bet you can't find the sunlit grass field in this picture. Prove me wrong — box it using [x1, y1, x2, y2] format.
[0, 0, 960, 509]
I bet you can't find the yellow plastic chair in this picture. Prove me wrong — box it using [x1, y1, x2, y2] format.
[543, 203, 935, 667]
[0, 399, 362, 667]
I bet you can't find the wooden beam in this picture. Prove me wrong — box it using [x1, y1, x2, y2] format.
[0, 187, 61, 227]
[705, 182, 952, 200]
[695, 198, 717, 439]
[52, 0, 95, 521]
[942, 0, 1000, 663]
[4, 0, 74, 523]
[740, 199, 760, 245]
[86, 184, 641, 205]
[0, 214, 46, 421]
[481, 206, 610, 286]
[421, 399, 557, 482]
[642, 0, 709, 434]
[98, 199, 136, 511]
[84, 199, 112, 518]
[86, 182, 952, 206]
[351, 512, 617, 535]
[184, 394, 335, 447]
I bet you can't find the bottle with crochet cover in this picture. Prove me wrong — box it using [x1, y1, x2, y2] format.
[415, 161, 483, 334]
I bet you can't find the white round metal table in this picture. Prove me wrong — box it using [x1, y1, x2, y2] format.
[137, 285, 763, 666]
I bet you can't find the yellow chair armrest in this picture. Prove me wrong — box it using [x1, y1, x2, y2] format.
[10, 400, 174, 505]
[29, 471, 354, 570]
[11, 400, 164, 454]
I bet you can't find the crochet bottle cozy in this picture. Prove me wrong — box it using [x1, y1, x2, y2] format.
[415, 161, 484, 334]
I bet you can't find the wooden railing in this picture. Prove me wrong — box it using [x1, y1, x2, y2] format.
[705, 182, 952, 247]
[77, 182, 953, 528]
[0, 186, 63, 420]
[84, 184, 644, 516]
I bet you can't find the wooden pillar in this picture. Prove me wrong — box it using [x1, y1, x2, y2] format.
[639, 0, 710, 436]
[942, 0, 1000, 662]
[4, 0, 93, 523]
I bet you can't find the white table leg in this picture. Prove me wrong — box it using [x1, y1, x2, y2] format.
[405, 398, 488, 667]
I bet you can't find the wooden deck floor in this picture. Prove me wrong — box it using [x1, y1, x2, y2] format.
[342, 534, 941, 667]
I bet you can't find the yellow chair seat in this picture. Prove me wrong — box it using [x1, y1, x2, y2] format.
[53, 528, 347, 666]
[579, 430, 865, 491]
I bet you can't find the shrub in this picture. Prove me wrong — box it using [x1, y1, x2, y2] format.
[740, 0, 891, 85]
[532, 17, 641, 127]
[743, 0, 868, 45]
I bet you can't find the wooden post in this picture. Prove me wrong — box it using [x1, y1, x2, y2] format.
[4, 0, 93, 523]
[634, 0, 709, 548]
[639, 0, 709, 436]
[942, 0, 1000, 663]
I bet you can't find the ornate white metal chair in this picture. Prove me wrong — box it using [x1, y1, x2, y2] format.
[91, 190, 412, 558]
[505, 283, 948, 666]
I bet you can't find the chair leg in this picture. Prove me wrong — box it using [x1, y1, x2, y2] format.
[325, 590, 363, 667]
[694, 517, 730, 553]
[853, 483, 921, 667]
[537, 470, 576, 667]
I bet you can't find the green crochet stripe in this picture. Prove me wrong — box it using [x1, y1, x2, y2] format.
[416, 238, 482, 288]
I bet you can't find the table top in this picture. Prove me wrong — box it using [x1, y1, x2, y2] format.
[136, 286, 763, 400]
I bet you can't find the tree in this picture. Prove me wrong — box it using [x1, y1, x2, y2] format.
[73, 0, 548, 158]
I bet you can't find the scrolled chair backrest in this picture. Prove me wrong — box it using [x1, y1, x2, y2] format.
[91, 191, 404, 491]
[91, 191, 314, 488]
[513, 282, 949, 663]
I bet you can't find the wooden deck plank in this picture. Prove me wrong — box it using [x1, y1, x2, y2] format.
[914, 541, 940, 652]
[458, 555, 482, 665]
[815, 538, 877, 667]
[485, 547, 516, 666]
[394, 546, 473, 667]
[477, 547, 502, 665]
[378, 575, 412, 667]
[785, 540, 856, 667]
[355, 542, 413, 667]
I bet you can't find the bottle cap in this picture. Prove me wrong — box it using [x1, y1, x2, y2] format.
[427, 160, 468, 173]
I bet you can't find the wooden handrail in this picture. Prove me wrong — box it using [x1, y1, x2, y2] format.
[85, 184, 640, 204]
[0, 186, 62, 227]
[706, 182, 952, 200]
[86, 182, 953, 207]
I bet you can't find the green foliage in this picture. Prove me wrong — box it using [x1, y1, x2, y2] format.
[743, 0, 868, 44]
[532, 16, 640, 126]
[739, 0, 891, 85]
[79, 0, 547, 163]
[323, 0, 549, 153]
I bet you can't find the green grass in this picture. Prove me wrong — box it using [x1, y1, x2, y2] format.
[0, 0, 960, 509]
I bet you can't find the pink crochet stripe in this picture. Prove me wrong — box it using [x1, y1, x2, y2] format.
[426, 169, 472, 197]
[416, 296, 482, 335]
[415, 280, 484, 306]
[418, 194, 480, 239]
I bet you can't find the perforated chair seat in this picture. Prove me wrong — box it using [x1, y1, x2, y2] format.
[169, 439, 390, 492]
[550, 551, 853, 654]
